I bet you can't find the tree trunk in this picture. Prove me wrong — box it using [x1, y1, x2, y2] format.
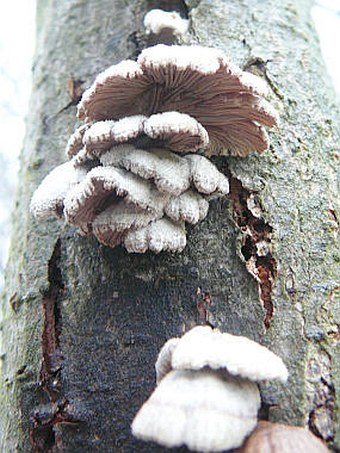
[0, 0, 339, 451]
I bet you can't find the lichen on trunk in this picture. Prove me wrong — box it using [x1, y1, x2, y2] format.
[0, 0, 339, 452]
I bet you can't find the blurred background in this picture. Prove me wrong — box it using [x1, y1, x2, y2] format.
[0, 0, 339, 289]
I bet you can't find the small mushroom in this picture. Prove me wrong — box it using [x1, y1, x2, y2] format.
[123, 217, 186, 253]
[63, 166, 170, 226]
[92, 202, 160, 248]
[164, 190, 209, 224]
[132, 369, 261, 453]
[77, 44, 278, 156]
[132, 326, 288, 452]
[171, 326, 288, 382]
[30, 160, 87, 218]
[185, 154, 229, 195]
[234, 421, 329, 453]
[100, 145, 191, 196]
[144, 9, 189, 41]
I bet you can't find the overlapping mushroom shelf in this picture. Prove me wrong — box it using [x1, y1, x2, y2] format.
[31, 112, 229, 253]
[31, 44, 279, 253]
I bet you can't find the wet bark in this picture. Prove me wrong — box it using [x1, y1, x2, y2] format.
[0, 0, 339, 451]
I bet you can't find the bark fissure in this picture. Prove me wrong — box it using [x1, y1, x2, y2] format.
[30, 239, 65, 452]
[228, 173, 277, 329]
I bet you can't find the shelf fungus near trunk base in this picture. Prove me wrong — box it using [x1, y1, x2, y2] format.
[131, 326, 288, 452]
[31, 44, 278, 253]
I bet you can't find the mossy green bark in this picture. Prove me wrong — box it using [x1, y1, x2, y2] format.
[0, 0, 339, 451]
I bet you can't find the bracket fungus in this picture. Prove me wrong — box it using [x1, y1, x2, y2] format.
[131, 326, 288, 452]
[31, 42, 278, 252]
[31, 114, 228, 252]
[78, 44, 278, 156]
[30, 160, 87, 219]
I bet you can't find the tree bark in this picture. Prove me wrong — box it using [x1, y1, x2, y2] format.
[0, 0, 339, 451]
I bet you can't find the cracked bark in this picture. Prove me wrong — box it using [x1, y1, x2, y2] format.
[0, 0, 339, 452]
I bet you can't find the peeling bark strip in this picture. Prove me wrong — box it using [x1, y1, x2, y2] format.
[40, 239, 63, 398]
[30, 239, 65, 452]
[228, 174, 277, 329]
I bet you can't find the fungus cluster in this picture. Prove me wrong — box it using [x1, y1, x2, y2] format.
[31, 44, 278, 253]
[131, 326, 288, 452]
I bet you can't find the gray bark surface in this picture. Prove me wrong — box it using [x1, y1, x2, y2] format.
[0, 0, 339, 451]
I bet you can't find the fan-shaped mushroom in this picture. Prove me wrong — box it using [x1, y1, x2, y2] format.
[30, 160, 87, 218]
[63, 166, 170, 227]
[78, 112, 209, 162]
[123, 217, 186, 253]
[92, 202, 160, 248]
[82, 115, 146, 158]
[132, 326, 288, 452]
[101, 145, 191, 196]
[65, 123, 91, 159]
[171, 326, 288, 382]
[78, 44, 278, 156]
[132, 369, 261, 452]
[185, 154, 229, 195]
[164, 190, 209, 225]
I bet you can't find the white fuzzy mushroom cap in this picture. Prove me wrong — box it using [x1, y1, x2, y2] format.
[143, 111, 209, 152]
[123, 217, 186, 254]
[92, 202, 161, 248]
[185, 154, 229, 196]
[144, 9, 189, 36]
[78, 112, 209, 159]
[139, 44, 228, 75]
[30, 160, 87, 218]
[164, 190, 209, 224]
[63, 166, 170, 226]
[101, 145, 191, 196]
[171, 326, 288, 383]
[65, 123, 91, 159]
[131, 369, 260, 452]
[82, 115, 146, 157]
